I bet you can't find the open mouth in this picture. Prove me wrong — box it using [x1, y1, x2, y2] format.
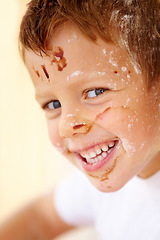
[78, 140, 118, 166]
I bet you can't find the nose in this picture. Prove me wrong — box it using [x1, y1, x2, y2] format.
[59, 108, 92, 138]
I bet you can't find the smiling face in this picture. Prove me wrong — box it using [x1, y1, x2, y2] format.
[25, 22, 160, 192]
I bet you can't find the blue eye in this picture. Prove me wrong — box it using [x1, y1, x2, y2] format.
[85, 88, 106, 98]
[47, 100, 61, 110]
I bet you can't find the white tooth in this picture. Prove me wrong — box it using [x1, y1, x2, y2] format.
[87, 158, 95, 164]
[86, 155, 105, 164]
[92, 158, 98, 164]
[94, 157, 99, 163]
[89, 152, 97, 158]
[95, 146, 102, 155]
[102, 152, 107, 158]
[86, 158, 91, 164]
[84, 153, 90, 159]
[97, 155, 103, 161]
[80, 152, 87, 158]
[101, 145, 109, 152]
[108, 149, 112, 154]
[109, 142, 115, 148]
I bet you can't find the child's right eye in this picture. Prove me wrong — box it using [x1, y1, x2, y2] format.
[43, 100, 61, 110]
[83, 88, 107, 99]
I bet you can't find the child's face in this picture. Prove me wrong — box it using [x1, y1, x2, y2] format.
[25, 22, 160, 192]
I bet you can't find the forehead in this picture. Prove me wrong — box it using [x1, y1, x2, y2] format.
[25, 22, 135, 72]
[49, 23, 131, 69]
[25, 21, 143, 95]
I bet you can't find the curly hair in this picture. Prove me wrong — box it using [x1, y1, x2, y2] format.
[19, 0, 160, 86]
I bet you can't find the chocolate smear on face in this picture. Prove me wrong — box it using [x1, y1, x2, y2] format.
[33, 66, 40, 77]
[41, 65, 50, 80]
[51, 47, 67, 71]
[72, 123, 92, 135]
[95, 107, 111, 121]
[87, 157, 118, 182]
[73, 124, 86, 130]
[100, 158, 118, 181]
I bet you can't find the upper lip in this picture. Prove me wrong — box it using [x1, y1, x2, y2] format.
[69, 138, 119, 153]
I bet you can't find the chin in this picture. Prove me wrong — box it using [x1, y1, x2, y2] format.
[87, 175, 127, 193]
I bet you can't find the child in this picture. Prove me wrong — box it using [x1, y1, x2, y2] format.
[1, 0, 160, 239]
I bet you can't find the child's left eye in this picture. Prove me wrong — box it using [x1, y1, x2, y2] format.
[84, 88, 107, 99]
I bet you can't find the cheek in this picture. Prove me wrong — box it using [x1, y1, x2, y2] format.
[95, 98, 158, 154]
[47, 120, 64, 151]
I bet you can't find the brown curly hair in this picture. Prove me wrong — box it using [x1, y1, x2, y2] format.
[19, 0, 160, 86]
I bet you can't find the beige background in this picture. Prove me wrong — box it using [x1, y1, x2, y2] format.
[0, 0, 96, 239]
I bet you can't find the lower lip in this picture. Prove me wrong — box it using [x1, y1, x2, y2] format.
[77, 141, 118, 172]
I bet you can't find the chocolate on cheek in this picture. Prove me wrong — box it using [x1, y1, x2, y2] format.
[71, 109, 110, 133]
[100, 157, 118, 181]
[95, 107, 111, 121]
[51, 46, 67, 72]
[87, 157, 118, 182]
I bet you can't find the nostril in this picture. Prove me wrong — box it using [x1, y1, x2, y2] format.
[73, 123, 86, 130]
[73, 124, 92, 136]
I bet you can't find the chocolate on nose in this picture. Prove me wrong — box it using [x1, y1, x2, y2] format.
[73, 123, 86, 130]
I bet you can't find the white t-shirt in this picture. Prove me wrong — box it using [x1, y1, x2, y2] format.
[54, 170, 160, 240]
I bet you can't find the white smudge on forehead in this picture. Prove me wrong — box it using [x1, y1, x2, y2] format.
[103, 48, 107, 56]
[121, 67, 127, 72]
[67, 70, 83, 81]
[133, 64, 141, 75]
[97, 71, 106, 76]
[109, 56, 118, 67]
[108, 50, 119, 68]
[70, 70, 83, 78]
[67, 32, 78, 43]
[127, 74, 131, 81]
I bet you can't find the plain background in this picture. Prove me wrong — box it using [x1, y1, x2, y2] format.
[0, 0, 97, 239]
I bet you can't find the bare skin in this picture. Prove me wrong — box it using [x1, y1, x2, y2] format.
[25, 22, 160, 192]
[1, 21, 160, 239]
